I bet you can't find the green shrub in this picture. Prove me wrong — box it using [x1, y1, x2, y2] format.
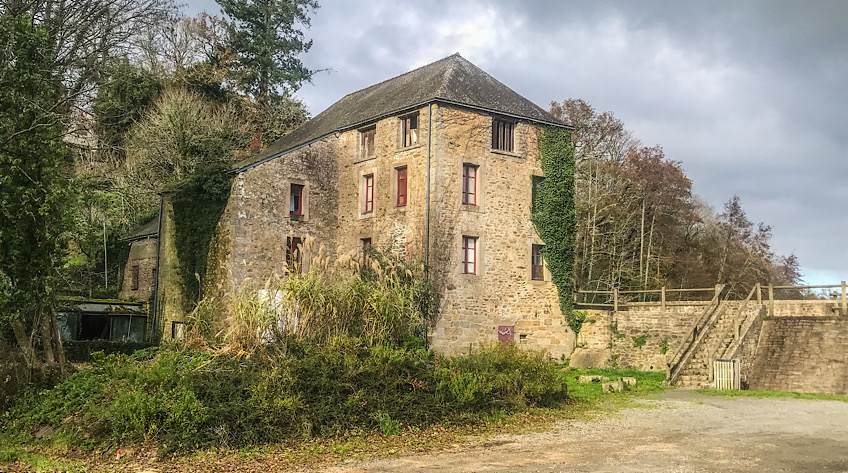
[632, 335, 647, 348]
[3, 341, 566, 451]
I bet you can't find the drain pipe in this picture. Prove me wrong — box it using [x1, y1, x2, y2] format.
[425, 103, 432, 272]
[151, 195, 164, 343]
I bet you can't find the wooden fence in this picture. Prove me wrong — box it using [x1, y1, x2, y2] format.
[575, 282, 848, 316]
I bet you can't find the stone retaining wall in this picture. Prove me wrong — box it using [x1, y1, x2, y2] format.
[747, 316, 848, 395]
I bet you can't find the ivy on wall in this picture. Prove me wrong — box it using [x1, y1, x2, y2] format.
[170, 165, 233, 308]
[531, 127, 582, 333]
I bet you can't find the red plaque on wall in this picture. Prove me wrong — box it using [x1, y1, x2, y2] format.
[498, 325, 514, 345]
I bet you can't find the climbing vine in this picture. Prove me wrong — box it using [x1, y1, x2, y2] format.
[531, 127, 581, 333]
[170, 164, 233, 308]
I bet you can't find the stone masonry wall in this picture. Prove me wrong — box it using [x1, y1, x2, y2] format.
[427, 105, 573, 359]
[203, 103, 573, 358]
[120, 237, 157, 302]
[748, 316, 848, 395]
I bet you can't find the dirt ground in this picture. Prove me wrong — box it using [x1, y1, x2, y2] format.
[316, 390, 848, 473]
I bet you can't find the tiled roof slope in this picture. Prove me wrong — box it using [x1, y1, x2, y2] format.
[235, 53, 570, 171]
[124, 215, 159, 241]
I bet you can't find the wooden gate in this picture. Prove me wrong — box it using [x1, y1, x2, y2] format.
[713, 359, 740, 389]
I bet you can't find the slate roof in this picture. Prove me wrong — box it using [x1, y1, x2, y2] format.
[235, 53, 570, 171]
[124, 215, 159, 242]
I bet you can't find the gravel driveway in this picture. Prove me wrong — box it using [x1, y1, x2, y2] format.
[320, 390, 848, 473]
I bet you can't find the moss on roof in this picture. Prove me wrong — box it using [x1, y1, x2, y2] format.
[235, 53, 570, 171]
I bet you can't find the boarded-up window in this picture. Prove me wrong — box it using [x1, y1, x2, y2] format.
[492, 118, 514, 152]
[361, 126, 376, 158]
[401, 114, 418, 147]
[131, 265, 139, 291]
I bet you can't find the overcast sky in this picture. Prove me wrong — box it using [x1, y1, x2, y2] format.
[187, 0, 848, 285]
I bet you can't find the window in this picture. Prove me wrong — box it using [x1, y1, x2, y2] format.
[462, 164, 478, 205]
[363, 174, 374, 214]
[396, 166, 407, 207]
[360, 126, 376, 158]
[531, 244, 545, 281]
[401, 114, 418, 147]
[462, 236, 478, 274]
[531, 175, 545, 210]
[131, 265, 139, 291]
[290, 183, 304, 216]
[492, 118, 514, 152]
[286, 236, 303, 273]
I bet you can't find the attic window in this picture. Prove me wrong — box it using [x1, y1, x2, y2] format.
[492, 118, 514, 152]
[360, 126, 376, 158]
[401, 113, 418, 147]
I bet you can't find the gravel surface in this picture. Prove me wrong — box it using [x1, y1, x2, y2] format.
[319, 390, 848, 473]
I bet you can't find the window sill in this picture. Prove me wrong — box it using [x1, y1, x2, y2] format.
[490, 148, 523, 159]
[461, 204, 482, 212]
[354, 155, 377, 165]
[358, 212, 375, 220]
[395, 144, 423, 154]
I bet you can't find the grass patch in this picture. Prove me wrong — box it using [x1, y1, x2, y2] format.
[697, 389, 848, 402]
[562, 367, 666, 401]
[0, 446, 87, 472]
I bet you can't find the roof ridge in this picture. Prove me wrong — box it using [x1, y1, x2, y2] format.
[339, 53, 462, 100]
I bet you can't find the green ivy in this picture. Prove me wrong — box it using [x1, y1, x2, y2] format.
[170, 165, 233, 308]
[531, 127, 579, 333]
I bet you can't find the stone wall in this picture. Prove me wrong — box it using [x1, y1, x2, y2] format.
[426, 105, 573, 359]
[155, 195, 186, 341]
[748, 316, 848, 395]
[120, 237, 157, 302]
[770, 301, 841, 317]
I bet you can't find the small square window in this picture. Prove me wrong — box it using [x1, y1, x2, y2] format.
[360, 126, 376, 158]
[396, 166, 407, 207]
[462, 236, 478, 274]
[462, 164, 478, 206]
[286, 236, 303, 273]
[290, 183, 304, 216]
[363, 174, 374, 214]
[401, 114, 418, 147]
[492, 118, 514, 152]
[531, 244, 545, 281]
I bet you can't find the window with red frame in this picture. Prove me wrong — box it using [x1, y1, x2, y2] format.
[531, 244, 545, 280]
[363, 174, 374, 214]
[462, 164, 477, 205]
[286, 236, 303, 273]
[462, 236, 478, 274]
[290, 183, 304, 216]
[396, 167, 407, 207]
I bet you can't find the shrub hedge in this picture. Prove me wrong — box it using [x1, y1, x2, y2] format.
[3, 340, 566, 451]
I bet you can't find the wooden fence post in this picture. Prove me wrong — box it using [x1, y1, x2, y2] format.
[613, 288, 619, 312]
[841, 281, 846, 316]
[756, 283, 762, 305]
[661, 287, 666, 310]
[768, 284, 774, 317]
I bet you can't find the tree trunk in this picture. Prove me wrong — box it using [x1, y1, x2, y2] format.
[40, 311, 56, 366]
[12, 319, 36, 372]
[51, 311, 68, 376]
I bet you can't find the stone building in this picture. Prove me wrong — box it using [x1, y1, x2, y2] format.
[120, 215, 159, 302]
[159, 54, 575, 357]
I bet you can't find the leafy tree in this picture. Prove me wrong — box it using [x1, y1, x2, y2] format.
[124, 87, 252, 214]
[0, 13, 68, 373]
[218, 0, 319, 103]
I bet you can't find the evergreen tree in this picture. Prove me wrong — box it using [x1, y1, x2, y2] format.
[217, 0, 319, 103]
